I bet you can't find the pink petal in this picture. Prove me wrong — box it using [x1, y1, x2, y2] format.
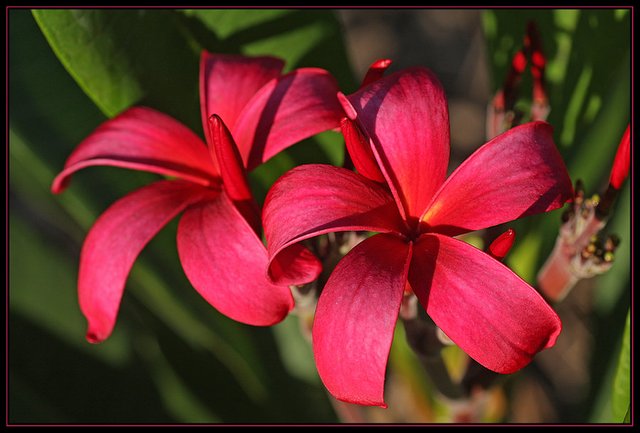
[208, 114, 260, 234]
[199, 51, 284, 144]
[340, 117, 385, 183]
[79, 180, 211, 343]
[347, 67, 450, 220]
[52, 107, 218, 194]
[313, 233, 412, 407]
[421, 122, 573, 237]
[177, 192, 294, 326]
[409, 233, 562, 374]
[232, 68, 343, 170]
[263, 164, 405, 285]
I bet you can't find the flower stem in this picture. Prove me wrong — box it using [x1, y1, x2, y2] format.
[402, 317, 465, 400]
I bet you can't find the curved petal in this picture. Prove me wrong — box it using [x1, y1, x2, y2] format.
[200, 51, 284, 144]
[340, 117, 385, 183]
[268, 243, 322, 287]
[52, 107, 218, 193]
[177, 192, 294, 326]
[421, 122, 573, 237]
[263, 164, 406, 285]
[313, 233, 413, 407]
[232, 68, 343, 170]
[208, 114, 260, 234]
[408, 233, 562, 374]
[79, 180, 211, 343]
[347, 67, 450, 220]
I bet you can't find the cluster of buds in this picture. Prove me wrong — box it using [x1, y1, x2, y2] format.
[487, 21, 549, 140]
[538, 125, 630, 302]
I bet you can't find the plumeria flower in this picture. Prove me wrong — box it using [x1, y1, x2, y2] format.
[263, 67, 573, 407]
[52, 51, 343, 343]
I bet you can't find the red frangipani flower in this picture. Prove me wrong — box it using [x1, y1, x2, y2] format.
[263, 67, 573, 407]
[52, 51, 342, 343]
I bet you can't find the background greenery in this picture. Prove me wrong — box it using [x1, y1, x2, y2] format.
[8, 8, 630, 423]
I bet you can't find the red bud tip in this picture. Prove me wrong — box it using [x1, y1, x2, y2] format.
[86, 330, 103, 344]
[360, 58, 393, 88]
[488, 228, 516, 260]
[512, 51, 527, 74]
[609, 125, 630, 190]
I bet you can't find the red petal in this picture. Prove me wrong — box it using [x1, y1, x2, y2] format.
[609, 124, 630, 190]
[268, 243, 322, 287]
[409, 233, 562, 374]
[52, 107, 218, 194]
[208, 114, 260, 234]
[263, 164, 405, 285]
[348, 67, 450, 220]
[232, 68, 343, 170]
[177, 192, 294, 326]
[313, 234, 412, 407]
[79, 180, 211, 343]
[199, 51, 283, 144]
[422, 122, 573, 237]
[340, 117, 386, 183]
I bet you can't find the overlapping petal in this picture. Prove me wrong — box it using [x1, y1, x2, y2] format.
[263, 164, 405, 284]
[177, 192, 294, 326]
[232, 68, 343, 170]
[200, 51, 284, 144]
[313, 234, 412, 407]
[208, 114, 260, 234]
[347, 67, 450, 220]
[52, 107, 218, 193]
[421, 122, 573, 237]
[408, 233, 562, 374]
[267, 243, 323, 287]
[79, 180, 212, 343]
[340, 117, 385, 183]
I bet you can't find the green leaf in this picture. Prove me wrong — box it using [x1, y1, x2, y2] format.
[179, 9, 356, 90]
[611, 309, 630, 422]
[32, 9, 201, 128]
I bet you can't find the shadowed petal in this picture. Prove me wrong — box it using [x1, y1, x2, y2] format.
[348, 67, 450, 220]
[52, 107, 218, 193]
[409, 233, 562, 374]
[200, 51, 284, 144]
[177, 192, 294, 326]
[79, 180, 212, 343]
[263, 164, 405, 285]
[313, 234, 412, 407]
[232, 68, 343, 170]
[421, 122, 573, 237]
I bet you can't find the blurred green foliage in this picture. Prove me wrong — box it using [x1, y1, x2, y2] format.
[9, 8, 630, 424]
[484, 8, 630, 423]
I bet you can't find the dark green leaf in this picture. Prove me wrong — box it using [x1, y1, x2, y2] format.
[32, 9, 201, 129]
